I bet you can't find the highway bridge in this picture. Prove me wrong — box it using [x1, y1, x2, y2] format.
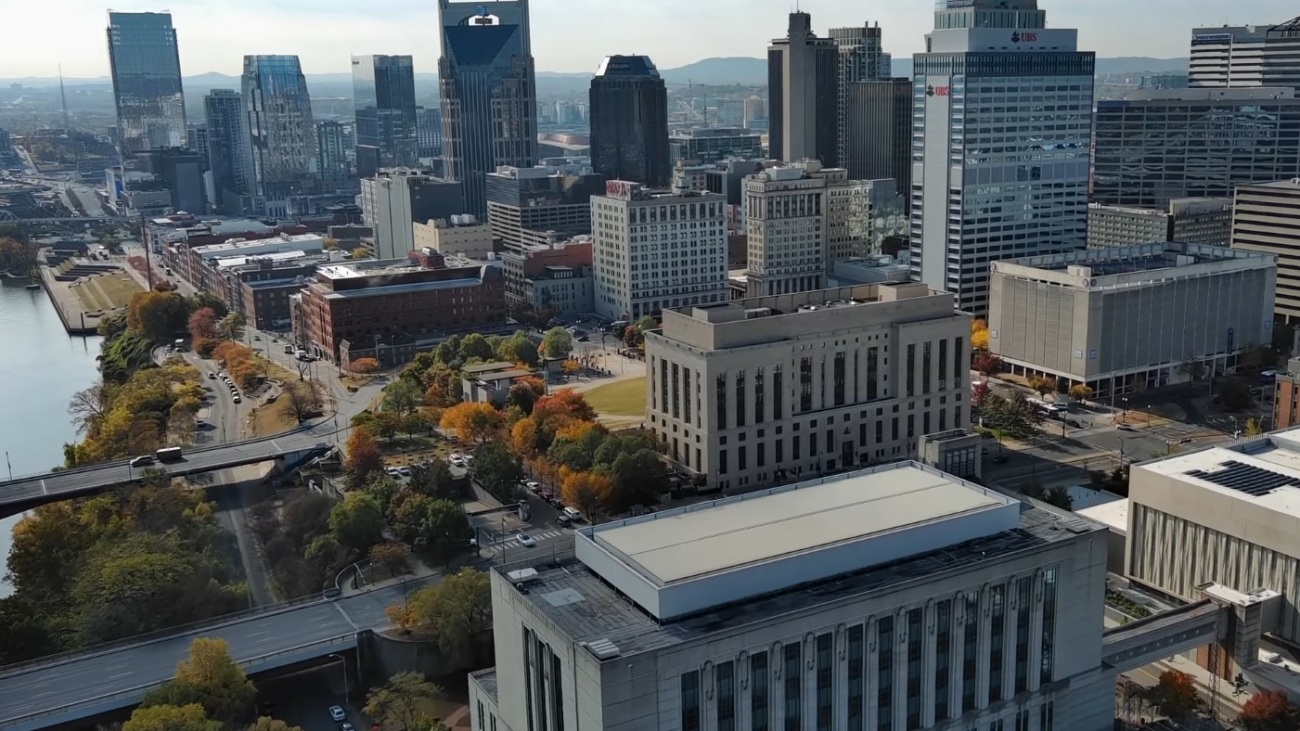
[0, 426, 335, 517]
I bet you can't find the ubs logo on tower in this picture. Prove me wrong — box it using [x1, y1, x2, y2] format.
[1011, 31, 1037, 43]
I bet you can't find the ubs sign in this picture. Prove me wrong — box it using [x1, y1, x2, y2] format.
[1010, 31, 1038, 43]
[925, 85, 950, 97]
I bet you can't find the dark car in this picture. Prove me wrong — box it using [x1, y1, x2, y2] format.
[555, 514, 572, 527]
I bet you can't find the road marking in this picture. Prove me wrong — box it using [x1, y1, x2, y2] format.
[40, 479, 46, 495]
[333, 602, 360, 630]
[109, 671, 133, 679]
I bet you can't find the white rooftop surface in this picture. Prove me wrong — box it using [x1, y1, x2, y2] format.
[576, 463, 1022, 620]
[1076, 498, 1129, 536]
[1139, 445, 1300, 516]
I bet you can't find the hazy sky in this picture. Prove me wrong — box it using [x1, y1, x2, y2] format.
[4, 0, 1297, 78]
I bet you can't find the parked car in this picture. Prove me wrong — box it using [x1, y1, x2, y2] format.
[385, 467, 401, 476]
[328, 707, 347, 722]
[398, 466, 413, 477]
[207, 372, 216, 379]
[555, 515, 572, 527]
[525, 480, 541, 492]
[517, 533, 537, 548]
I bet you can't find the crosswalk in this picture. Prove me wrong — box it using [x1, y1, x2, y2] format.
[497, 528, 565, 550]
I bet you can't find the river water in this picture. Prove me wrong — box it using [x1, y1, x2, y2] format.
[0, 279, 102, 597]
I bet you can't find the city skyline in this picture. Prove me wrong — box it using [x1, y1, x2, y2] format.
[5, 0, 1298, 80]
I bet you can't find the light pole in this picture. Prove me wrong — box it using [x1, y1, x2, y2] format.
[327, 653, 349, 704]
[1231, 416, 1240, 439]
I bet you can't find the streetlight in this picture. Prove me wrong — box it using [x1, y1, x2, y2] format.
[1231, 416, 1240, 439]
[327, 653, 349, 704]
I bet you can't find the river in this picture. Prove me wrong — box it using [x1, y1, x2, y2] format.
[0, 279, 102, 598]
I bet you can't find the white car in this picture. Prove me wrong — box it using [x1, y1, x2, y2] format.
[385, 467, 401, 476]
[517, 533, 537, 548]
[525, 480, 541, 492]
[450, 453, 463, 461]
[328, 706, 346, 722]
[398, 467, 413, 477]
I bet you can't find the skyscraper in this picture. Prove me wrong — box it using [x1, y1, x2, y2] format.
[240, 55, 316, 201]
[844, 78, 912, 199]
[314, 120, 350, 192]
[106, 11, 186, 154]
[1190, 18, 1300, 89]
[830, 23, 888, 167]
[415, 106, 444, 158]
[911, 0, 1094, 314]
[767, 12, 838, 165]
[438, 0, 538, 218]
[351, 55, 418, 177]
[589, 55, 670, 187]
[203, 89, 245, 211]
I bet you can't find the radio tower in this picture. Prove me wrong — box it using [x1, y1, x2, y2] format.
[58, 64, 70, 132]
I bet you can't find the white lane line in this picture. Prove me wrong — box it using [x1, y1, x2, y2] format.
[109, 671, 133, 679]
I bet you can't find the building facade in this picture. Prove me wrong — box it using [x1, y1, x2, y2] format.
[471, 460, 1110, 731]
[1092, 88, 1300, 208]
[844, 79, 911, 199]
[1273, 356, 1300, 430]
[1087, 199, 1234, 249]
[412, 215, 494, 258]
[987, 243, 1276, 398]
[145, 147, 206, 215]
[500, 238, 593, 315]
[314, 120, 350, 192]
[203, 89, 245, 212]
[911, 0, 1094, 315]
[241, 55, 316, 201]
[767, 11, 838, 165]
[830, 23, 889, 169]
[351, 55, 419, 177]
[589, 55, 670, 188]
[668, 128, 764, 165]
[360, 169, 466, 260]
[1190, 18, 1300, 89]
[743, 163, 832, 297]
[486, 162, 606, 252]
[591, 182, 727, 320]
[438, 0, 538, 218]
[106, 11, 186, 154]
[645, 283, 970, 488]
[1232, 179, 1300, 322]
[742, 95, 767, 130]
[415, 106, 443, 158]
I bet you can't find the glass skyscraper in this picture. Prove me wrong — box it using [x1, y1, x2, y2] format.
[438, 0, 538, 218]
[910, 0, 1094, 314]
[240, 55, 316, 200]
[589, 55, 670, 187]
[351, 55, 418, 177]
[203, 89, 245, 210]
[106, 11, 186, 154]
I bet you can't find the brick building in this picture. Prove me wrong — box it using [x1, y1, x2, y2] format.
[499, 237, 593, 315]
[292, 259, 505, 364]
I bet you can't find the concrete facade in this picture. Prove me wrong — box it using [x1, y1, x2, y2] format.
[1231, 178, 1300, 322]
[360, 169, 466, 260]
[988, 243, 1276, 397]
[412, 215, 494, 258]
[644, 283, 970, 491]
[743, 163, 832, 297]
[1087, 199, 1233, 249]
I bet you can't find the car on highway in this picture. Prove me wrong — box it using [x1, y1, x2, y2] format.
[233, 395, 242, 404]
[129, 454, 155, 467]
[328, 706, 347, 722]
[517, 533, 537, 548]
[208, 372, 216, 379]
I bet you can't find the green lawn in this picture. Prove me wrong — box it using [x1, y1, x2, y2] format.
[584, 377, 647, 416]
[92, 271, 143, 308]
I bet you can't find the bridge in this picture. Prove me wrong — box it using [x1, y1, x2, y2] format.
[5, 216, 134, 225]
[0, 426, 335, 517]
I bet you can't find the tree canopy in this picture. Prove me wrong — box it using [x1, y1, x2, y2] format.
[440, 402, 503, 444]
[1239, 689, 1300, 731]
[363, 672, 447, 731]
[127, 290, 189, 342]
[141, 638, 257, 726]
[329, 491, 386, 554]
[540, 327, 573, 359]
[390, 569, 490, 667]
[124, 704, 223, 731]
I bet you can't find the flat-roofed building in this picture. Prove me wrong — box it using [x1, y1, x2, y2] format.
[486, 161, 606, 252]
[469, 461, 1112, 731]
[1087, 198, 1233, 249]
[988, 243, 1276, 399]
[1231, 178, 1300, 322]
[668, 127, 764, 165]
[645, 282, 970, 490]
[412, 215, 494, 258]
[500, 237, 593, 315]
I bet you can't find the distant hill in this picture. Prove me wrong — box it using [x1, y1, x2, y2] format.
[660, 57, 767, 86]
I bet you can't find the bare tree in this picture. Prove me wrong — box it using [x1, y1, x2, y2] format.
[282, 382, 324, 423]
[68, 379, 114, 434]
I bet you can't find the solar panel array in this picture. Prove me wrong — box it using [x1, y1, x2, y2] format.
[1184, 460, 1300, 497]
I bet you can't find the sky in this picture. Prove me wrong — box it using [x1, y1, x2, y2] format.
[3, 0, 1298, 79]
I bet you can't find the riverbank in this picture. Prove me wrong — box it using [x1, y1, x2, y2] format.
[35, 251, 142, 335]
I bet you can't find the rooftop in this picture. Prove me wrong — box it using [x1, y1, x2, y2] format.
[1241, 178, 1300, 191]
[191, 233, 323, 257]
[992, 242, 1274, 281]
[1137, 429, 1300, 518]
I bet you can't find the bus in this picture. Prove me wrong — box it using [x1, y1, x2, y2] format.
[155, 446, 184, 462]
[1028, 398, 1068, 414]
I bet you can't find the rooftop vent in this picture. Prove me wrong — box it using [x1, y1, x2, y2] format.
[585, 639, 622, 660]
[506, 568, 539, 583]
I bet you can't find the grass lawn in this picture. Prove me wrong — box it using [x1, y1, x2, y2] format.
[72, 282, 107, 311]
[585, 377, 647, 416]
[93, 271, 143, 308]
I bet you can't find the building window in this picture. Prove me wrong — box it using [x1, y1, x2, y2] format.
[754, 367, 765, 424]
[907, 414, 915, 439]
[719, 449, 728, 475]
[833, 352, 846, 407]
[962, 594, 978, 713]
[878, 616, 894, 731]
[523, 627, 535, 731]
[847, 625, 864, 731]
[758, 442, 766, 468]
[906, 608, 923, 729]
[891, 417, 899, 441]
[935, 599, 952, 721]
[682, 671, 701, 731]
[800, 357, 813, 412]
[793, 435, 801, 460]
[990, 584, 1007, 703]
[739, 446, 747, 471]
[752, 652, 769, 731]
[1042, 568, 1058, 685]
[776, 439, 784, 463]
[1040, 700, 1054, 731]
[867, 347, 879, 401]
[939, 338, 949, 391]
[736, 370, 747, 427]
[773, 365, 783, 419]
[660, 358, 669, 415]
[717, 660, 736, 731]
[551, 652, 564, 731]
[816, 633, 833, 731]
[784, 642, 802, 731]
[954, 337, 964, 389]
[684, 369, 692, 424]
[906, 344, 916, 397]
[1015, 576, 1032, 694]
[672, 364, 681, 419]
[716, 373, 728, 430]
[922, 341, 932, 394]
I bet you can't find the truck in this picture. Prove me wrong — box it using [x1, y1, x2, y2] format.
[155, 446, 184, 462]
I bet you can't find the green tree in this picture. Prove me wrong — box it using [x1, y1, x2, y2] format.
[383, 378, 424, 415]
[247, 718, 304, 731]
[434, 335, 462, 365]
[541, 327, 573, 359]
[362, 474, 404, 514]
[372, 410, 403, 442]
[400, 570, 491, 667]
[363, 672, 446, 731]
[408, 458, 455, 498]
[416, 499, 471, 566]
[0, 595, 55, 664]
[187, 291, 229, 318]
[124, 704, 223, 731]
[141, 638, 257, 726]
[217, 312, 246, 342]
[498, 332, 539, 366]
[459, 333, 495, 361]
[608, 448, 668, 512]
[472, 441, 524, 502]
[329, 492, 385, 554]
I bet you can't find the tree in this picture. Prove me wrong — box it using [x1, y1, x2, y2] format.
[398, 569, 491, 665]
[511, 417, 542, 457]
[68, 378, 115, 435]
[970, 382, 992, 411]
[0, 237, 39, 274]
[972, 351, 1003, 379]
[971, 318, 990, 351]
[498, 332, 539, 367]
[127, 290, 189, 342]
[1021, 483, 1074, 511]
[345, 428, 383, 480]
[440, 402, 503, 444]
[434, 335, 461, 366]
[1245, 417, 1264, 437]
[372, 410, 403, 442]
[472, 441, 524, 502]
[124, 704, 222, 731]
[1028, 376, 1056, 399]
[608, 448, 669, 512]
[532, 388, 596, 424]
[141, 638, 256, 726]
[186, 292, 229, 318]
[281, 381, 324, 423]
[329, 492, 385, 554]
[1219, 378, 1254, 412]
[1068, 384, 1094, 402]
[459, 333, 495, 362]
[562, 471, 612, 520]
[1239, 690, 1300, 731]
[188, 307, 219, 341]
[562, 358, 582, 378]
[370, 542, 411, 575]
[383, 378, 424, 415]
[353, 245, 373, 259]
[415, 499, 471, 566]
[1143, 670, 1204, 722]
[248, 718, 304, 731]
[363, 672, 446, 731]
[408, 458, 455, 498]
[217, 312, 246, 342]
[352, 357, 380, 374]
[506, 381, 540, 414]
[541, 327, 573, 359]
[422, 365, 462, 407]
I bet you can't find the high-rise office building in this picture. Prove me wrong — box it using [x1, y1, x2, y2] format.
[844, 78, 912, 199]
[668, 128, 764, 165]
[486, 161, 606, 252]
[314, 120, 350, 192]
[589, 56, 670, 187]
[911, 0, 1094, 314]
[767, 12, 838, 165]
[1231, 179, 1300, 322]
[106, 11, 186, 154]
[742, 95, 767, 131]
[240, 55, 316, 201]
[1190, 18, 1300, 89]
[438, 0, 538, 218]
[415, 106, 443, 158]
[1087, 199, 1234, 249]
[830, 23, 888, 167]
[360, 168, 466, 260]
[144, 147, 206, 215]
[591, 181, 728, 320]
[744, 162, 834, 297]
[351, 55, 419, 177]
[1093, 88, 1300, 208]
[203, 89, 245, 212]
[186, 126, 209, 170]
